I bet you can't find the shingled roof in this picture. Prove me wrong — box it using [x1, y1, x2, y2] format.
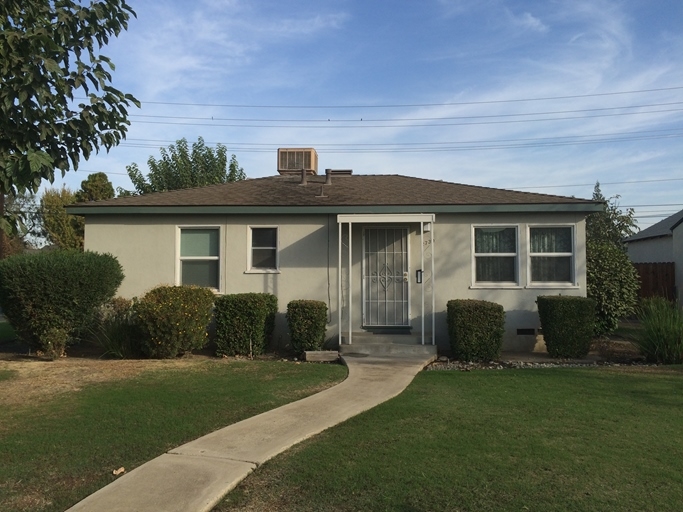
[69, 174, 599, 212]
[625, 208, 683, 242]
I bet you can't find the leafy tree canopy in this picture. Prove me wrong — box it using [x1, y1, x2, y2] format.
[122, 137, 246, 195]
[75, 172, 115, 202]
[0, 0, 139, 235]
[586, 182, 638, 248]
[40, 187, 83, 250]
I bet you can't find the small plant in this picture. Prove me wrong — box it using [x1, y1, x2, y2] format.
[537, 295, 596, 358]
[633, 297, 683, 364]
[447, 299, 505, 362]
[214, 293, 277, 357]
[39, 326, 69, 360]
[134, 286, 214, 359]
[91, 298, 139, 359]
[287, 300, 328, 354]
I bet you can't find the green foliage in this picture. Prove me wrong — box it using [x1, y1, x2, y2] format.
[133, 286, 214, 359]
[1, 191, 39, 248]
[214, 293, 278, 357]
[39, 187, 84, 249]
[287, 300, 328, 354]
[587, 241, 640, 336]
[537, 295, 596, 358]
[122, 137, 246, 195]
[90, 297, 139, 359]
[586, 182, 638, 247]
[585, 182, 640, 336]
[39, 326, 69, 360]
[0, 1, 139, 235]
[75, 172, 115, 203]
[0, 250, 123, 352]
[446, 299, 505, 361]
[634, 297, 683, 364]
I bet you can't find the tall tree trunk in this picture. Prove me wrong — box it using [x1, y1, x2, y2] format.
[0, 194, 5, 260]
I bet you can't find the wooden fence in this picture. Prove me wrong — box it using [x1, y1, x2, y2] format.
[633, 262, 676, 300]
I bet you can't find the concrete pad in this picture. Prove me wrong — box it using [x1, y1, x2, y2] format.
[67, 454, 255, 512]
[66, 353, 434, 512]
[304, 350, 339, 362]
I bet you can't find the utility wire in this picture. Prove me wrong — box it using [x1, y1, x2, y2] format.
[74, 85, 683, 109]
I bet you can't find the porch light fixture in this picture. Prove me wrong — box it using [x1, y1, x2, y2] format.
[423, 222, 432, 233]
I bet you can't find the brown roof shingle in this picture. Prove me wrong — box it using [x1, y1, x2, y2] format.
[73, 174, 597, 208]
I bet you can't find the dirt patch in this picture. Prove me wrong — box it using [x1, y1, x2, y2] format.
[0, 350, 219, 407]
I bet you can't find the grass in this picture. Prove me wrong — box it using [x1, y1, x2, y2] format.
[0, 369, 15, 382]
[218, 366, 683, 512]
[0, 360, 346, 512]
[0, 321, 17, 344]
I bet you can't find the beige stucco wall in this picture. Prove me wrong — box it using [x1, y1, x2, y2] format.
[84, 210, 588, 352]
[672, 226, 683, 302]
[627, 236, 673, 263]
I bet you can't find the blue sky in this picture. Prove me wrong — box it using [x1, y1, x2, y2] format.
[55, 0, 683, 228]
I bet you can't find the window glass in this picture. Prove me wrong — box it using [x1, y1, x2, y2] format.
[251, 227, 278, 269]
[530, 227, 573, 283]
[180, 228, 219, 289]
[180, 229, 219, 257]
[474, 227, 517, 283]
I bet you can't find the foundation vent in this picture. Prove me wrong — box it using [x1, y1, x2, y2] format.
[278, 148, 318, 175]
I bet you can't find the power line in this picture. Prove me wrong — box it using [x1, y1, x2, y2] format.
[129, 106, 683, 129]
[75, 85, 683, 109]
[514, 178, 683, 190]
[127, 101, 683, 123]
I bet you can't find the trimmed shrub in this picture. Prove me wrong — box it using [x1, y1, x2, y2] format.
[214, 293, 278, 357]
[0, 250, 123, 353]
[134, 286, 214, 359]
[537, 295, 596, 358]
[634, 297, 683, 364]
[287, 300, 328, 354]
[447, 299, 505, 362]
[587, 241, 640, 336]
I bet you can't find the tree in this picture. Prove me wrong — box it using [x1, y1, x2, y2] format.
[122, 137, 246, 195]
[586, 182, 640, 336]
[0, 1, 139, 235]
[40, 187, 83, 250]
[75, 172, 115, 202]
[1, 191, 40, 255]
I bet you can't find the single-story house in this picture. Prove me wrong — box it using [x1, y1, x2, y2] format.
[67, 148, 602, 352]
[624, 209, 683, 264]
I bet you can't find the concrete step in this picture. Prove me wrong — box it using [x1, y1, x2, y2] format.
[339, 334, 437, 357]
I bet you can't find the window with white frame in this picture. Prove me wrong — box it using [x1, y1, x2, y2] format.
[250, 227, 278, 270]
[529, 226, 574, 283]
[179, 228, 220, 289]
[473, 226, 518, 283]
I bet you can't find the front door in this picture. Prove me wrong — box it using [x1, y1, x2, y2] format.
[362, 227, 409, 326]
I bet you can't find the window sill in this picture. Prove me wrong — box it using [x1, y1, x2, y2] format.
[525, 283, 579, 289]
[244, 269, 281, 274]
[469, 284, 523, 289]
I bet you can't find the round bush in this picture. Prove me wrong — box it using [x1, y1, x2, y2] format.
[134, 286, 215, 359]
[0, 250, 123, 352]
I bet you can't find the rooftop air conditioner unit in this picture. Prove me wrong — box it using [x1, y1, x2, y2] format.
[277, 148, 318, 175]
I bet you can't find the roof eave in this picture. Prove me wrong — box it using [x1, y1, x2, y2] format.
[66, 203, 603, 215]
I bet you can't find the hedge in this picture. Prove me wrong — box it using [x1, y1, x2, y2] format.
[537, 295, 596, 358]
[447, 299, 505, 362]
[0, 250, 123, 357]
[214, 293, 277, 356]
[287, 300, 328, 354]
[133, 285, 215, 359]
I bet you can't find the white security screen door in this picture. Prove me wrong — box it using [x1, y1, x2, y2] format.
[363, 227, 409, 326]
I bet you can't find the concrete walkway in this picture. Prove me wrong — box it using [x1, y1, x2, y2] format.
[67, 353, 434, 512]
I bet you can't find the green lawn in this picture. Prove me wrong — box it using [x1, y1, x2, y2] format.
[218, 366, 683, 512]
[0, 360, 346, 512]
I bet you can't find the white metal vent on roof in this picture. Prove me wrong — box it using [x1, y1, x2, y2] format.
[277, 148, 318, 175]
